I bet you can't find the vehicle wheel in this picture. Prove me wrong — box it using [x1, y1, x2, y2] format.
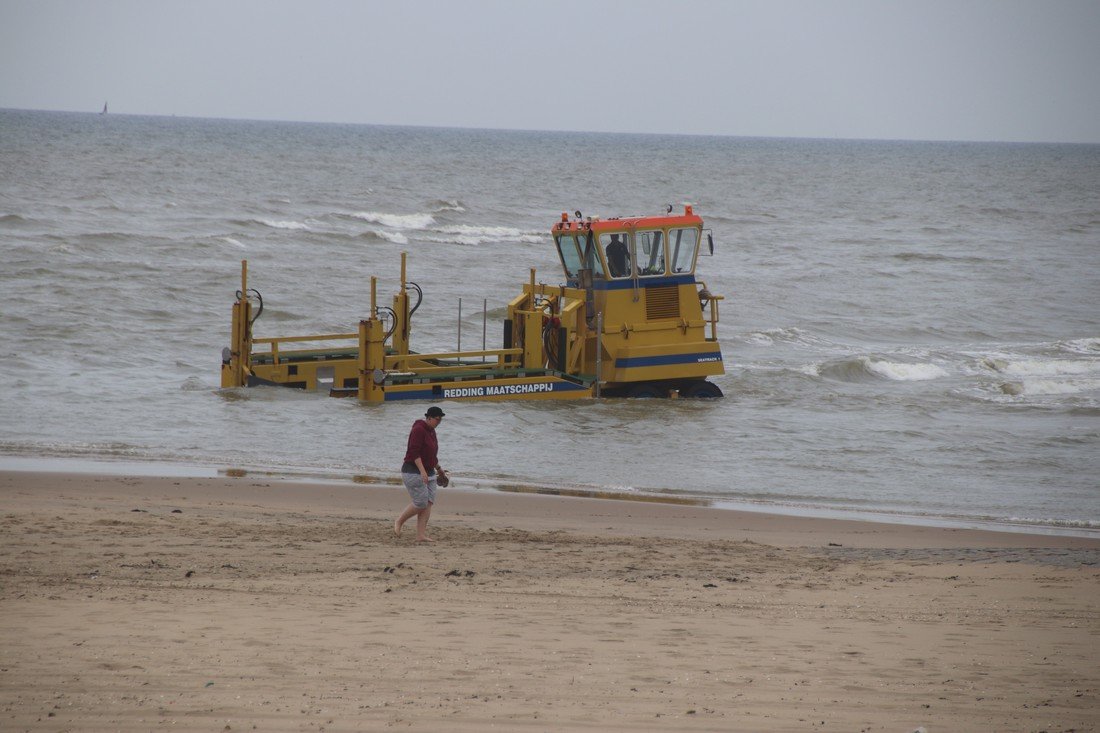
[684, 381, 723, 398]
[628, 383, 663, 398]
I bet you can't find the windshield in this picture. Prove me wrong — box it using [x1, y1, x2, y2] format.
[557, 232, 606, 280]
[669, 227, 699, 273]
[580, 232, 607, 278]
[635, 230, 665, 276]
[555, 234, 584, 279]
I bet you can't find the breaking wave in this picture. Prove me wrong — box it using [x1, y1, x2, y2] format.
[745, 327, 837, 349]
[963, 348, 1100, 401]
[1059, 337, 1100, 355]
[981, 356, 1100, 378]
[432, 199, 467, 213]
[357, 229, 409, 245]
[346, 210, 542, 245]
[817, 356, 949, 382]
[425, 225, 543, 246]
[351, 211, 436, 229]
[998, 378, 1100, 397]
[255, 218, 309, 230]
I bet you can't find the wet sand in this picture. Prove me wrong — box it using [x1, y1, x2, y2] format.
[1, 470, 1098, 731]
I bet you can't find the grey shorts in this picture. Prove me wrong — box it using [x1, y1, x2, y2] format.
[402, 470, 437, 509]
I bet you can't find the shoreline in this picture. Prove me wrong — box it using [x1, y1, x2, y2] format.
[2, 454, 1098, 539]
[3, 469, 1099, 552]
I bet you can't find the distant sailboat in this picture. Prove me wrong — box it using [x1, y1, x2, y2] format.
[101, 101, 108, 115]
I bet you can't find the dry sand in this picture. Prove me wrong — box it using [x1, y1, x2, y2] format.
[1, 469, 1098, 732]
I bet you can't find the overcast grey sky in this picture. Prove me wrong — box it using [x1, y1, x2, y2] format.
[2, 0, 1098, 142]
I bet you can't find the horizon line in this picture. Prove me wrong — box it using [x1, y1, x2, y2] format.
[4, 105, 1099, 147]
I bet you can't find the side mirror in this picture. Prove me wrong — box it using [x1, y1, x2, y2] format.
[708, 232, 714, 255]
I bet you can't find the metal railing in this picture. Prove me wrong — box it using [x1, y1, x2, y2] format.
[251, 333, 358, 365]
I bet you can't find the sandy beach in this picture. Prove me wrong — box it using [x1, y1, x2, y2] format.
[1, 470, 1098, 732]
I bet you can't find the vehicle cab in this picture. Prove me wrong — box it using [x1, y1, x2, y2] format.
[549, 205, 724, 397]
[552, 205, 708, 288]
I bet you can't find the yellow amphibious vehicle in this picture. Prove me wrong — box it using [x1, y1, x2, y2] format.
[221, 205, 724, 401]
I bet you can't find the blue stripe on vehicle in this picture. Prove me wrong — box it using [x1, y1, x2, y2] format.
[589, 274, 696, 290]
[614, 352, 723, 368]
[384, 388, 438, 401]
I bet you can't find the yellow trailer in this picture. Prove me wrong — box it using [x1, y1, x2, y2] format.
[220, 205, 724, 401]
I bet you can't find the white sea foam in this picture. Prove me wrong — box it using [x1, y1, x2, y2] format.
[1006, 516, 1100, 530]
[1059, 338, 1100, 355]
[746, 327, 835, 348]
[1001, 378, 1100, 397]
[861, 357, 948, 381]
[374, 229, 409, 245]
[984, 357, 1099, 378]
[747, 328, 801, 345]
[440, 224, 523, 237]
[815, 356, 949, 383]
[352, 211, 435, 229]
[221, 237, 246, 249]
[424, 225, 543, 245]
[258, 219, 309, 230]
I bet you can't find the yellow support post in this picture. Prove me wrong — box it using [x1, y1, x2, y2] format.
[358, 276, 386, 402]
[223, 259, 253, 388]
[520, 267, 542, 369]
[222, 299, 242, 387]
[392, 251, 410, 355]
[239, 260, 253, 386]
[357, 318, 386, 402]
[522, 309, 542, 369]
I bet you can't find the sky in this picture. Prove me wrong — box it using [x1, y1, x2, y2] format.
[2, 0, 1099, 143]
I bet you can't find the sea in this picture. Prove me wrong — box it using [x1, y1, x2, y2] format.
[2, 108, 1098, 535]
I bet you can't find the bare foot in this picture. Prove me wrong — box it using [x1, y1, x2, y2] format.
[416, 536, 435, 543]
[393, 519, 402, 537]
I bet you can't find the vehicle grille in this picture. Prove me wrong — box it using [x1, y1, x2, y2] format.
[645, 286, 680, 321]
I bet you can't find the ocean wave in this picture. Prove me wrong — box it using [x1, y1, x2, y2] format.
[345, 211, 544, 245]
[180, 376, 212, 392]
[744, 327, 836, 348]
[1059, 337, 1100, 355]
[1005, 516, 1100, 530]
[351, 211, 436, 229]
[892, 251, 989, 264]
[221, 236, 246, 249]
[256, 218, 310, 230]
[431, 199, 466, 213]
[423, 225, 543, 246]
[982, 356, 1100, 378]
[0, 440, 148, 459]
[0, 213, 34, 226]
[817, 355, 948, 382]
[999, 378, 1100, 397]
[357, 229, 409, 245]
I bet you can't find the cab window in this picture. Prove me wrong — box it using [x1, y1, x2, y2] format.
[580, 233, 607, 278]
[669, 228, 699, 274]
[601, 232, 631, 278]
[635, 230, 666, 276]
[555, 234, 583, 278]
